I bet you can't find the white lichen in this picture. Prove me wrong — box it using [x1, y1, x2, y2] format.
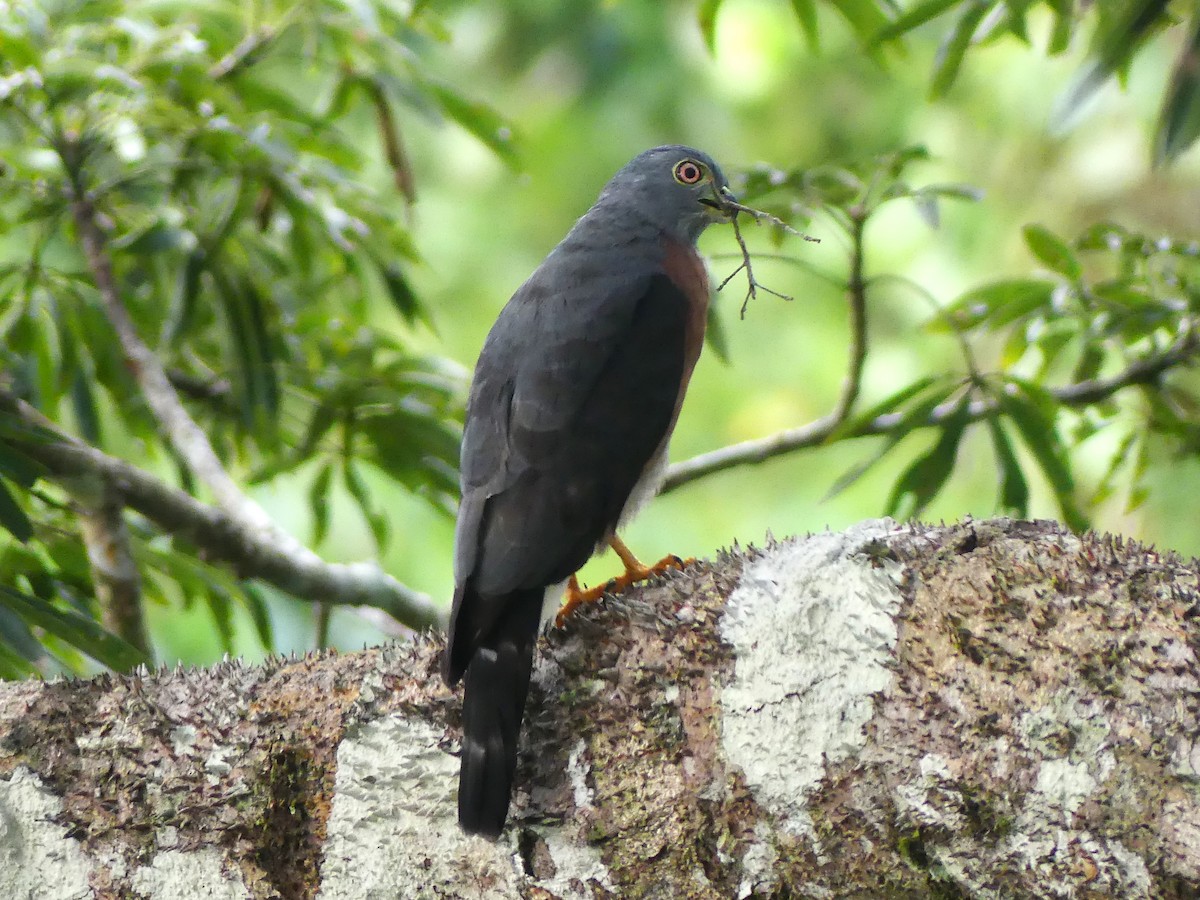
[130, 848, 250, 899]
[719, 520, 906, 835]
[0, 767, 93, 900]
[317, 714, 520, 900]
[533, 741, 614, 898]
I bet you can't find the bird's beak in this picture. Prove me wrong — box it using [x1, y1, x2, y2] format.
[699, 185, 738, 220]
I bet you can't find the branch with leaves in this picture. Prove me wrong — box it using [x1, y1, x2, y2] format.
[669, 150, 1200, 538]
[0, 0, 502, 674]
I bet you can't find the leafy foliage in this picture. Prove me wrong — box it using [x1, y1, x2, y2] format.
[0, 0, 500, 674]
[732, 0, 1200, 164]
[737, 148, 1200, 531]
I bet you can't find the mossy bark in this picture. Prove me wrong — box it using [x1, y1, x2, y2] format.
[0, 518, 1197, 898]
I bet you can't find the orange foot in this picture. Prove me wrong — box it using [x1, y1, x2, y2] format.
[555, 534, 694, 628]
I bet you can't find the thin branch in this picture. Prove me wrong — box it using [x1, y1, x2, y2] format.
[208, 26, 279, 80]
[662, 327, 1199, 494]
[57, 154, 444, 631]
[710, 196, 820, 319]
[830, 208, 868, 425]
[0, 388, 445, 631]
[77, 483, 151, 661]
[69, 191, 265, 522]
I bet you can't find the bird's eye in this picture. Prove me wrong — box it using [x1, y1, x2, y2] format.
[673, 159, 705, 185]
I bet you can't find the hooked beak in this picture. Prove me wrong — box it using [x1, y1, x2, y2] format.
[699, 185, 738, 220]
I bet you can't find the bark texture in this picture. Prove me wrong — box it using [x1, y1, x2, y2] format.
[1, 517, 1198, 899]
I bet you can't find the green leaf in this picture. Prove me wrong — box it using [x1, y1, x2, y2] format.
[885, 399, 971, 518]
[997, 379, 1089, 532]
[213, 272, 280, 439]
[165, 248, 206, 347]
[699, 0, 724, 52]
[70, 370, 102, 445]
[0, 584, 145, 672]
[374, 257, 424, 326]
[985, 416, 1029, 516]
[0, 639, 37, 679]
[309, 463, 333, 546]
[343, 460, 389, 550]
[1054, 0, 1171, 129]
[826, 380, 960, 499]
[426, 82, 517, 165]
[0, 476, 33, 543]
[705, 303, 731, 364]
[1155, 11, 1200, 165]
[1090, 428, 1137, 507]
[203, 585, 235, 654]
[827, 0, 892, 46]
[0, 437, 48, 486]
[1023, 224, 1081, 279]
[240, 583, 274, 650]
[832, 374, 949, 439]
[1046, 0, 1074, 54]
[0, 603, 43, 666]
[873, 0, 959, 43]
[1071, 342, 1105, 385]
[790, 0, 820, 49]
[930, 0, 991, 98]
[933, 278, 1056, 332]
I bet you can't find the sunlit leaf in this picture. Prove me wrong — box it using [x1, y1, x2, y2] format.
[1023, 224, 1081, 279]
[931, 0, 991, 98]
[873, 0, 959, 43]
[932, 278, 1055, 332]
[699, 0, 724, 52]
[790, 0, 820, 49]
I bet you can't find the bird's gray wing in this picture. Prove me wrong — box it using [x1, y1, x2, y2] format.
[448, 243, 692, 657]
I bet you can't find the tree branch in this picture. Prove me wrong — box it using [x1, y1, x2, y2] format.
[76, 482, 151, 661]
[662, 326, 1198, 494]
[0, 389, 445, 631]
[57, 154, 445, 629]
[829, 207, 868, 425]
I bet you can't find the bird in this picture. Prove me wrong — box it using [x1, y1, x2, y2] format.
[443, 145, 733, 838]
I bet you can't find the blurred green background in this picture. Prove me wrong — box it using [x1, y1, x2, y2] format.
[283, 1, 1198, 658]
[5, 0, 1200, 669]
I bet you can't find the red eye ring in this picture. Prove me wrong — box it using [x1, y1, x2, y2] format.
[673, 159, 704, 185]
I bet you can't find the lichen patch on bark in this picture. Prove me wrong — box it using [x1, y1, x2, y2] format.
[718, 520, 907, 836]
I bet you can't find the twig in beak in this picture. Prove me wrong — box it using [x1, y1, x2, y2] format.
[716, 193, 818, 319]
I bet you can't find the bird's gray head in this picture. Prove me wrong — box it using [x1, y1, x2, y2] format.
[596, 145, 734, 244]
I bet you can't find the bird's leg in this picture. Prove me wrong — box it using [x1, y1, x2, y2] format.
[555, 574, 590, 628]
[555, 535, 694, 628]
[608, 533, 695, 586]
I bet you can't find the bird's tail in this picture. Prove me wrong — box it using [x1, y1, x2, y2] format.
[457, 590, 542, 838]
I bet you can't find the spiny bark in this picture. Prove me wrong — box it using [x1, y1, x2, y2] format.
[0, 518, 1197, 899]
